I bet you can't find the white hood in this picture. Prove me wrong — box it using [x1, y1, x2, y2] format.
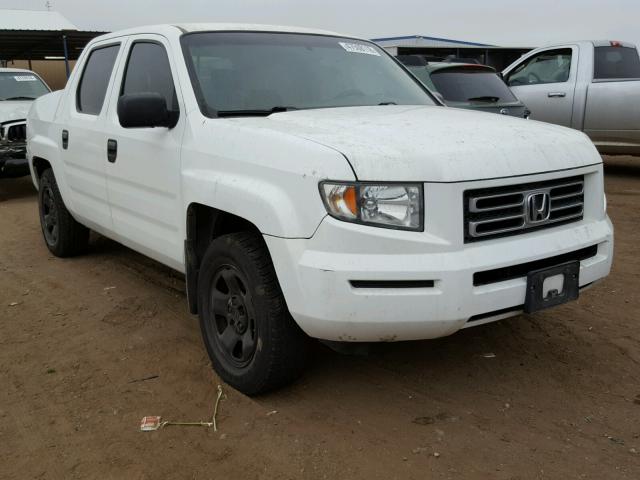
[0, 101, 31, 124]
[229, 105, 600, 182]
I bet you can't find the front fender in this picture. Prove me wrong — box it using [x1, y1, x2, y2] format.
[26, 91, 64, 188]
[182, 117, 355, 238]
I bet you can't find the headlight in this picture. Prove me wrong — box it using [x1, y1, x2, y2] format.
[319, 182, 423, 231]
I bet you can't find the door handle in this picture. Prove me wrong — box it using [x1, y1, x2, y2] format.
[62, 130, 69, 149]
[548, 92, 566, 98]
[107, 139, 118, 163]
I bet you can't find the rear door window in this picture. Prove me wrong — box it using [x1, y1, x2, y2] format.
[77, 44, 120, 115]
[507, 48, 572, 86]
[594, 46, 640, 80]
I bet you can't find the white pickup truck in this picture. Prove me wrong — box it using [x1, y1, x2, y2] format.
[0, 68, 51, 177]
[27, 24, 613, 394]
[503, 41, 640, 156]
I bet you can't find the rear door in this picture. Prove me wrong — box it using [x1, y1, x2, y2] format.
[504, 46, 578, 126]
[103, 35, 185, 270]
[60, 40, 122, 231]
[583, 44, 640, 153]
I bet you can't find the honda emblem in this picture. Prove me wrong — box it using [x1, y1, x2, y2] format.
[526, 192, 551, 224]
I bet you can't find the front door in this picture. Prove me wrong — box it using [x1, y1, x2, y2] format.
[504, 46, 578, 127]
[103, 35, 186, 270]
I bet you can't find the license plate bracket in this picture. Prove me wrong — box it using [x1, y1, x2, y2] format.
[524, 261, 580, 314]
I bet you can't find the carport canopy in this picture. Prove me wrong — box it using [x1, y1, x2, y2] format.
[0, 9, 105, 74]
[0, 29, 102, 61]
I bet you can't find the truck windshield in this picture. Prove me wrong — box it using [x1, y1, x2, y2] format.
[181, 32, 434, 116]
[427, 68, 518, 104]
[0, 72, 50, 100]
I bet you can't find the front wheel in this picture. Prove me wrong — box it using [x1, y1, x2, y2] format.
[197, 232, 310, 395]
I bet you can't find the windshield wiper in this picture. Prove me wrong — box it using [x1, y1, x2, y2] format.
[2, 96, 36, 101]
[216, 106, 298, 117]
[378, 101, 397, 105]
[467, 96, 500, 103]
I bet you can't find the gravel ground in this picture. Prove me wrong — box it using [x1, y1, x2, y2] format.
[0, 156, 639, 479]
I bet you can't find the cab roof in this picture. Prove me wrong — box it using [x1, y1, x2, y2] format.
[175, 23, 344, 36]
[0, 67, 35, 74]
[91, 23, 350, 42]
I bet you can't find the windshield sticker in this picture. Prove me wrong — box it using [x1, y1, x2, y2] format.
[14, 75, 38, 82]
[339, 42, 380, 56]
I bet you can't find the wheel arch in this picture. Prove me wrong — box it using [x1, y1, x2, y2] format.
[31, 156, 52, 186]
[185, 203, 265, 314]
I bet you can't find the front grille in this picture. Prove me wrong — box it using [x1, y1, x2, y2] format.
[1, 120, 27, 143]
[6, 123, 26, 142]
[0, 120, 27, 158]
[464, 175, 585, 242]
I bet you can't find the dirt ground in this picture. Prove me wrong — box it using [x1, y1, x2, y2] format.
[1, 156, 639, 480]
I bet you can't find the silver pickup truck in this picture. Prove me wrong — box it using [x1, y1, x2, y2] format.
[503, 41, 640, 156]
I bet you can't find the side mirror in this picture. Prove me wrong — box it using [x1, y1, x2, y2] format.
[117, 92, 175, 129]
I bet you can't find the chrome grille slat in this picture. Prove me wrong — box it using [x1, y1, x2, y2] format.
[464, 175, 585, 243]
[551, 190, 584, 201]
[469, 192, 525, 212]
[549, 181, 584, 191]
[469, 221, 526, 237]
[470, 213, 526, 224]
[548, 209, 584, 222]
[550, 201, 583, 212]
[469, 200, 524, 213]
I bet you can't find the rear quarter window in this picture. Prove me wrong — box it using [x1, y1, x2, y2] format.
[594, 46, 640, 80]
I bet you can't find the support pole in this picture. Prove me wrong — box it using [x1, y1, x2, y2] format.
[62, 34, 70, 79]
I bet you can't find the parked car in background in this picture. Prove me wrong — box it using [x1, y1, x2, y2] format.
[503, 41, 640, 155]
[28, 24, 612, 394]
[406, 62, 531, 118]
[0, 68, 51, 178]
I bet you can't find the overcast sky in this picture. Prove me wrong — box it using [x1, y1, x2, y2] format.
[2, 0, 639, 48]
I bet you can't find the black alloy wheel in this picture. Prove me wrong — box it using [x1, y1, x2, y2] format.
[40, 184, 59, 247]
[209, 265, 258, 367]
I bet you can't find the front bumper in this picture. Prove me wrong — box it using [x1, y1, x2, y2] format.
[267, 217, 612, 342]
[266, 167, 613, 342]
[0, 146, 29, 178]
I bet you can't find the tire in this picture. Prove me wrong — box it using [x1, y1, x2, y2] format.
[38, 168, 89, 257]
[197, 232, 310, 395]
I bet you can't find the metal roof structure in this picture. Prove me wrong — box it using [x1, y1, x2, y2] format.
[0, 9, 105, 63]
[372, 35, 533, 71]
[372, 35, 493, 49]
[0, 9, 78, 30]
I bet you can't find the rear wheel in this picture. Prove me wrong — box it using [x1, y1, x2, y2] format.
[38, 168, 89, 257]
[198, 232, 310, 395]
